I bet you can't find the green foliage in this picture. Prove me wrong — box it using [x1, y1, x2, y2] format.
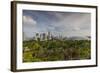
[23, 40, 91, 62]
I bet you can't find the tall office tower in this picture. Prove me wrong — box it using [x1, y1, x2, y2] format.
[47, 31, 51, 40]
[35, 33, 40, 41]
[42, 33, 46, 41]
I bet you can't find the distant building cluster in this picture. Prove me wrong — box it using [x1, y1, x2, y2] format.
[23, 31, 91, 41]
[33, 32, 52, 41]
[33, 32, 64, 41]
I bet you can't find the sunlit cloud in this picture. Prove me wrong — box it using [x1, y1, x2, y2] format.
[23, 15, 37, 26]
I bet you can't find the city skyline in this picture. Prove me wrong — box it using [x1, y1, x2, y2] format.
[23, 10, 91, 41]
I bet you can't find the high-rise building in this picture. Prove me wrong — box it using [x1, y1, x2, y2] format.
[47, 31, 51, 40]
[42, 33, 46, 40]
[35, 33, 40, 41]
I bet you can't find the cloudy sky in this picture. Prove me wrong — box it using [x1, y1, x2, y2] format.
[23, 10, 91, 39]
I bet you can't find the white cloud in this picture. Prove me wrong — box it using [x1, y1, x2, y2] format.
[23, 15, 37, 27]
[23, 15, 38, 40]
